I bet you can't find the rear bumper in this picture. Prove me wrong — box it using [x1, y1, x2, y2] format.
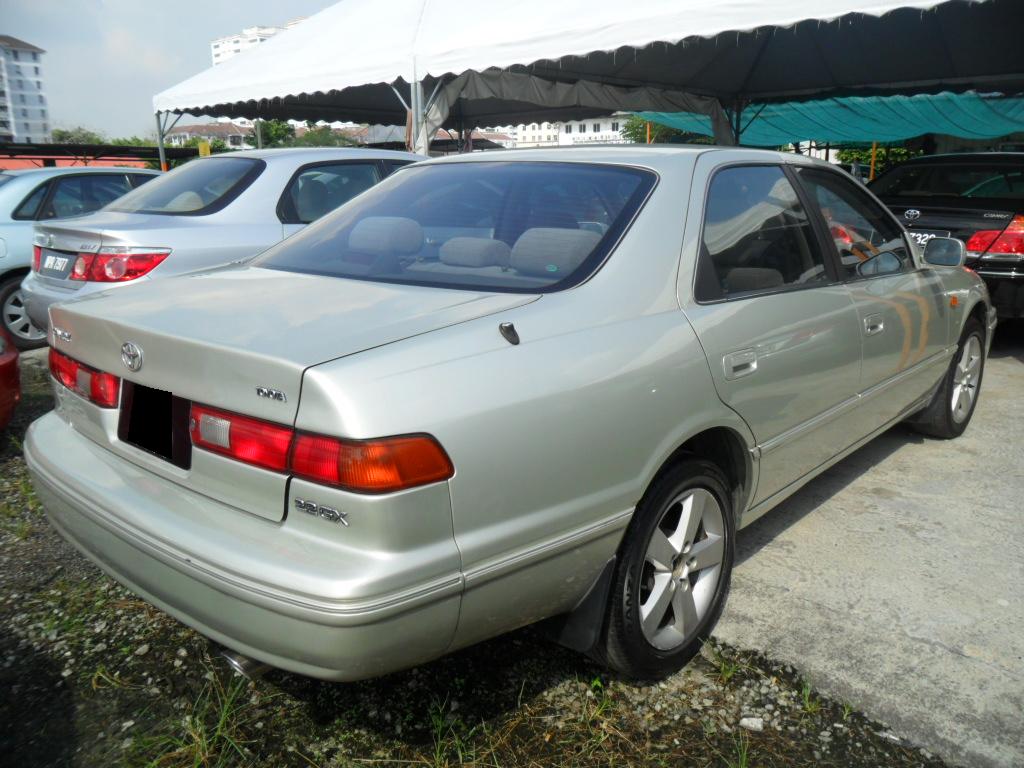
[20, 272, 124, 331]
[975, 271, 1024, 319]
[24, 411, 462, 681]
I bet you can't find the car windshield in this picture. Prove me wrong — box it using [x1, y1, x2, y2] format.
[105, 157, 264, 215]
[255, 161, 655, 293]
[871, 162, 1024, 201]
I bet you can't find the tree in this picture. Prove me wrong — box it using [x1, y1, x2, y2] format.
[249, 119, 295, 147]
[51, 126, 106, 144]
[287, 123, 357, 147]
[837, 146, 922, 176]
[620, 115, 715, 145]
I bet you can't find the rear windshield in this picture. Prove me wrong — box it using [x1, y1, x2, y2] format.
[871, 162, 1024, 201]
[105, 157, 264, 215]
[255, 161, 655, 293]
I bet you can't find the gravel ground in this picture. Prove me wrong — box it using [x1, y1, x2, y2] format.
[1, 349, 956, 767]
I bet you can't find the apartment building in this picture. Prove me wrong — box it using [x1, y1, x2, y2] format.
[0, 35, 51, 143]
[210, 19, 305, 66]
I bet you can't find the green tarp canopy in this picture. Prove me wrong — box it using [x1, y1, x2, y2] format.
[638, 91, 1024, 147]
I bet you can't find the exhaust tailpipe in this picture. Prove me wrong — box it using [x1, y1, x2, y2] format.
[219, 647, 271, 679]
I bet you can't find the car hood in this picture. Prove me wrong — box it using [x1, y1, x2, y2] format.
[48, 266, 539, 422]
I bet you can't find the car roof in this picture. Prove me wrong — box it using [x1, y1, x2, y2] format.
[416, 144, 830, 172]
[0, 166, 159, 178]
[898, 152, 1024, 166]
[209, 147, 424, 163]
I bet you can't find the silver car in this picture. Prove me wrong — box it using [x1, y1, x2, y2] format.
[21, 148, 422, 330]
[25, 147, 995, 681]
[0, 166, 158, 348]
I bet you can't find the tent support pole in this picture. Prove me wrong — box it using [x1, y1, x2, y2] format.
[155, 112, 168, 172]
[869, 141, 878, 180]
[255, 120, 263, 149]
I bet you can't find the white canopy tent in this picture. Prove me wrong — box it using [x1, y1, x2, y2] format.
[153, 0, 1021, 160]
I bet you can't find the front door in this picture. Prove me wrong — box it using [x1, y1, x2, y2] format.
[683, 161, 865, 505]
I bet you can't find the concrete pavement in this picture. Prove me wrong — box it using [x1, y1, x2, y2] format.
[715, 321, 1024, 767]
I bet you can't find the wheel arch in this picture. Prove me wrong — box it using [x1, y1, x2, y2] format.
[0, 266, 31, 285]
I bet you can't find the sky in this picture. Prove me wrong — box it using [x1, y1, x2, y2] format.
[0, 0, 337, 138]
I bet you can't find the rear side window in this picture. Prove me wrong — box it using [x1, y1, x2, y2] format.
[696, 165, 828, 301]
[796, 168, 910, 280]
[12, 181, 50, 220]
[128, 173, 157, 189]
[39, 174, 133, 219]
[872, 163, 1024, 201]
[383, 159, 415, 176]
[256, 161, 655, 293]
[106, 157, 264, 216]
[279, 162, 381, 224]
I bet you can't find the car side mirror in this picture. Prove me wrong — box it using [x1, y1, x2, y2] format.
[923, 236, 966, 267]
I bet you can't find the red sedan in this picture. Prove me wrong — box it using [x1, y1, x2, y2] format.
[0, 328, 19, 430]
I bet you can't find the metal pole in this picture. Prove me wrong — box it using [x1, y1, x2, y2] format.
[155, 112, 168, 171]
[869, 141, 879, 181]
[255, 119, 263, 149]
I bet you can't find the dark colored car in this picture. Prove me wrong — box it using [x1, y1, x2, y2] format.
[871, 152, 1024, 318]
[0, 327, 19, 430]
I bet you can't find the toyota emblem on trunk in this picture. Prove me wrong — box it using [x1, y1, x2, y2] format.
[121, 342, 144, 372]
[904, 209, 921, 221]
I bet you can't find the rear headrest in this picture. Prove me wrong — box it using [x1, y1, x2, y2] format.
[439, 238, 511, 268]
[723, 267, 784, 294]
[348, 216, 423, 256]
[165, 190, 205, 212]
[294, 178, 330, 222]
[510, 228, 602, 278]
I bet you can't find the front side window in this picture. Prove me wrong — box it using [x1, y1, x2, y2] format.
[696, 165, 829, 301]
[257, 161, 655, 293]
[105, 157, 264, 215]
[279, 162, 382, 224]
[797, 168, 910, 280]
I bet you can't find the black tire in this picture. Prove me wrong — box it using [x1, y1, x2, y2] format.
[911, 318, 985, 439]
[0, 275, 47, 351]
[600, 458, 735, 679]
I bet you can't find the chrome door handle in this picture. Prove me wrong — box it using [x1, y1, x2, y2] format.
[723, 349, 758, 380]
[863, 314, 885, 336]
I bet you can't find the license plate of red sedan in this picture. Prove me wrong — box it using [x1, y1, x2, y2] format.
[38, 248, 76, 279]
[907, 229, 950, 247]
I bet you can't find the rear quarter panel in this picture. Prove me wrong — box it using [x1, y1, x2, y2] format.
[296, 153, 756, 649]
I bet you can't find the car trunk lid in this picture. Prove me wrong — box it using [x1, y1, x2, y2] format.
[48, 266, 537, 521]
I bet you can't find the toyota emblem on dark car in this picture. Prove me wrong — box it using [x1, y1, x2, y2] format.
[904, 209, 921, 221]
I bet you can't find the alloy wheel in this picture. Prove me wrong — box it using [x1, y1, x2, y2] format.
[951, 334, 982, 424]
[2, 288, 46, 344]
[639, 488, 725, 651]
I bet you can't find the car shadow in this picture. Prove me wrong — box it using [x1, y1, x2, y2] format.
[987, 319, 1024, 364]
[0, 635, 78, 767]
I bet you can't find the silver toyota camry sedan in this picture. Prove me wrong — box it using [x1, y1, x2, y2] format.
[25, 147, 995, 681]
[21, 147, 422, 331]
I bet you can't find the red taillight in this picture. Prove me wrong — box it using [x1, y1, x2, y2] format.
[188, 403, 454, 493]
[965, 215, 1024, 257]
[189, 404, 293, 472]
[291, 433, 454, 493]
[68, 250, 170, 282]
[32, 245, 42, 272]
[48, 348, 120, 408]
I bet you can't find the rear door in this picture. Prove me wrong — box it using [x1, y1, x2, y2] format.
[278, 161, 383, 238]
[683, 160, 864, 505]
[795, 166, 950, 429]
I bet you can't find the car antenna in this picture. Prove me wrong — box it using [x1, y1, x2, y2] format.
[499, 322, 520, 346]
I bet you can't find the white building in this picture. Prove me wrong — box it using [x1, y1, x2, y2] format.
[558, 116, 627, 146]
[0, 35, 51, 143]
[487, 116, 629, 149]
[210, 19, 305, 66]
